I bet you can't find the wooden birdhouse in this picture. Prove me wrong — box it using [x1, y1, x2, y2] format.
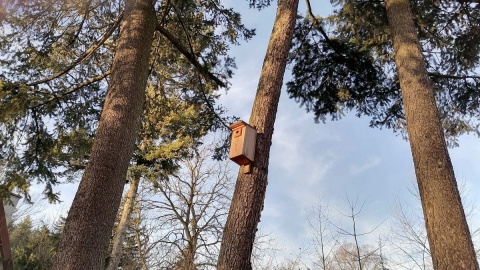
[229, 121, 257, 169]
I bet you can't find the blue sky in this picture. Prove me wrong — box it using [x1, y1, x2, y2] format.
[219, 0, 480, 267]
[26, 1, 480, 268]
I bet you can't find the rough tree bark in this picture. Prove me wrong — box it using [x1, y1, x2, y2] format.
[106, 174, 141, 270]
[385, 0, 479, 269]
[52, 0, 156, 268]
[217, 0, 299, 269]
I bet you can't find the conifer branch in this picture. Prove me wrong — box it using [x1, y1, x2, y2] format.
[196, 73, 231, 130]
[155, 23, 227, 88]
[68, 0, 93, 47]
[168, 6, 230, 128]
[305, 0, 331, 43]
[31, 70, 111, 109]
[428, 72, 480, 80]
[27, 13, 122, 87]
[155, 5, 229, 130]
[304, 0, 357, 71]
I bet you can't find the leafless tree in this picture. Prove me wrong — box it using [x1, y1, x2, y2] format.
[306, 204, 339, 270]
[329, 196, 384, 270]
[11, 193, 47, 226]
[387, 180, 480, 270]
[305, 196, 386, 270]
[389, 198, 432, 270]
[330, 242, 383, 270]
[275, 259, 305, 270]
[136, 145, 233, 269]
[251, 231, 281, 270]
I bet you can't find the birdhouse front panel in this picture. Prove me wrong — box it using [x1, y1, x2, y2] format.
[229, 121, 257, 166]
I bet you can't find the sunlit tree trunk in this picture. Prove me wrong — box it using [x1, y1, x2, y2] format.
[217, 0, 299, 269]
[106, 174, 141, 270]
[133, 209, 149, 270]
[52, 0, 156, 268]
[385, 0, 478, 268]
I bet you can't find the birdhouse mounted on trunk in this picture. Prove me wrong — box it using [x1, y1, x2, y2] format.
[229, 121, 257, 170]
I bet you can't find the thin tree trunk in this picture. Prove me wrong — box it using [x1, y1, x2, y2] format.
[107, 174, 141, 270]
[0, 201, 13, 270]
[351, 214, 363, 270]
[52, 0, 156, 268]
[217, 0, 299, 269]
[385, 0, 478, 269]
[134, 207, 149, 270]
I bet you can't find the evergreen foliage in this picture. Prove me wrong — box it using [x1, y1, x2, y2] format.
[248, 0, 274, 9]
[0, 0, 253, 201]
[9, 216, 64, 270]
[287, 0, 480, 144]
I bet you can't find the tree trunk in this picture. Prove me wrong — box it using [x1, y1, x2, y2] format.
[217, 0, 299, 269]
[106, 174, 141, 270]
[52, 0, 156, 268]
[385, 0, 479, 269]
[0, 201, 13, 270]
[133, 209, 149, 270]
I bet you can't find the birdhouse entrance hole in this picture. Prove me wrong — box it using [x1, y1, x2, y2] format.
[228, 121, 257, 173]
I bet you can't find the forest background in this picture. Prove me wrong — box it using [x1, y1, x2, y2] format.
[3, 0, 480, 269]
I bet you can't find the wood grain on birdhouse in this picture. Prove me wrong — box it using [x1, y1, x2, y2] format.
[229, 121, 257, 166]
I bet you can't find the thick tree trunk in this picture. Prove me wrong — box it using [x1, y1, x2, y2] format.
[385, 0, 479, 269]
[106, 174, 141, 270]
[52, 0, 156, 269]
[217, 0, 299, 269]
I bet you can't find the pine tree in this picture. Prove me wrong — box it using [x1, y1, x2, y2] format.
[0, 0, 120, 201]
[385, 0, 478, 268]
[0, 0, 253, 201]
[217, 0, 299, 268]
[52, 0, 157, 268]
[287, 0, 480, 145]
[2, 0, 253, 268]
[9, 216, 60, 270]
